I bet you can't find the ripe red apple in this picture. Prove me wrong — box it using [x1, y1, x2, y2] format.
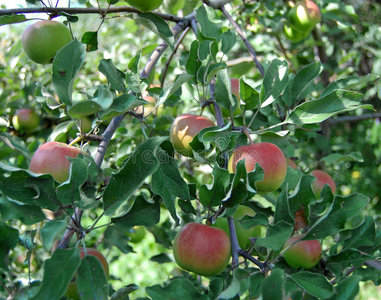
[170, 114, 215, 157]
[126, 0, 164, 12]
[127, 226, 147, 243]
[29, 141, 82, 183]
[22, 20, 72, 64]
[310, 170, 336, 198]
[228, 142, 287, 192]
[283, 235, 322, 269]
[12, 108, 40, 133]
[230, 78, 240, 100]
[64, 248, 109, 300]
[287, 0, 321, 33]
[214, 205, 262, 249]
[173, 222, 231, 276]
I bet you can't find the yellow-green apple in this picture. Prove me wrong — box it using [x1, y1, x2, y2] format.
[22, 20, 72, 64]
[12, 108, 40, 133]
[214, 205, 262, 249]
[287, 0, 321, 33]
[64, 248, 109, 300]
[170, 114, 215, 157]
[29, 141, 82, 183]
[310, 170, 336, 198]
[283, 235, 322, 269]
[127, 226, 147, 243]
[173, 222, 231, 276]
[126, 0, 164, 11]
[283, 24, 309, 42]
[228, 142, 287, 192]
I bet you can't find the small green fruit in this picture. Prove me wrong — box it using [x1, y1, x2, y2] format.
[126, 0, 164, 12]
[127, 226, 147, 243]
[12, 108, 40, 133]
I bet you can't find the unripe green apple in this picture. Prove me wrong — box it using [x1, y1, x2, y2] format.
[22, 20, 72, 64]
[64, 248, 109, 300]
[213, 205, 262, 249]
[228, 143, 287, 192]
[170, 114, 215, 157]
[287, 0, 321, 33]
[283, 235, 322, 269]
[310, 170, 336, 198]
[29, 141, 82, 183]
[283, 24, 309, 42]
[126, 0, 164, 12]
[173, 222, 231, 277]
[12, 108, 40, 133]
[127, 226, 147, 243]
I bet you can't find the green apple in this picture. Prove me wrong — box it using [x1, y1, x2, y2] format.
[228, 142, 287, 192]
[287, 0, 322, 33]
[173, 222, 231, 276]
[12, 108, 40, 133]
[283, 235, 322, 269]
[170, 113, 215, 157]
[22, 20, 72, 64]
[283, 24, 309, 42]
[126, 0, 164, 12]
[214, 205, 262, 249]
[127, 226, 147, 243]
[29, 141, 82, 183]
[310, 169, 336, 198]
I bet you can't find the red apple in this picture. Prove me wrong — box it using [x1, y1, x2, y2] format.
[286, 158, 298, 170]
[22, 20, 72, 64]
[228, 143, 287, 192]
[12, 108, 40, 133]
[283, 235, 322, 269]
[64, 248, 109, 300]
[173, 222, 231, 276]
[287, 0, 321, 33]
[126, 0, 163, 12]
[213, 205, 262, 249]
[29, 141, 82, 183]
[170, 114, 215, 157]
[310, 170, 336, 198]
[230, 78, 240, 100]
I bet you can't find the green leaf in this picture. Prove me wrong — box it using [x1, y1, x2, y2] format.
[273, 188, 293, 225]
[0, 132, 31, 161]
[99, 94, 147, 121]
[103, 225, 133, 254]
[304, 193, 369, 240]
[103, 137, 166, 215]
[289, 272, 334, 298]
[214, 69, 236, 110]
[260, 268, 284, 300]
[255, 221, 293, 251]
[0, 196, 46, 225]
[240, 78, 260, 110]
[146, 277, 209, 300]
[0, 14, 27, 26]
[221, 30, 236, 54]
[0, 221, 19, 270]
[31, 248, 81, 300]
[76, 255, 109, 300]
[259, 59, 289, 107]
[68, 101, 102, 118]
[133, 13, 174, 49]
[152, 150, 190, 224]
[98, 59, 126, 93]
[286, 90, 372, 125]
[40, 220, 68, 251]
[110, 284, 139, 300]
[195, 5, 222, 41]
[19, 230, 36, 251]
[322, 74, 380, 97]
[327, 249, 375, 275]
[321, 152, 364, 163]
[81, 31, 98, 52]
[341, 216, 376, 249]
[185, 40, 201, 76]
[218, 276, 240, 299]
[330, 275, 361, 300]
[52, 39, 86, 106]
[156, 74, 193, 108]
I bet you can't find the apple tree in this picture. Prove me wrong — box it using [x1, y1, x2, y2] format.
[0, 0, 381, 299]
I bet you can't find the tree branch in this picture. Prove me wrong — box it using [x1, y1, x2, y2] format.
[0, 6, 183, 23]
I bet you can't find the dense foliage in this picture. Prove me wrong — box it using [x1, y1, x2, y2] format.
[0, 0, 381, 299]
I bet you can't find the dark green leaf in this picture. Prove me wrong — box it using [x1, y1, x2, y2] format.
[19, 230, 36, 250]
[260, 268, 284, 300]
[322, 74, 380, 97]
[255, 221, 293, 251]
[214, 69, 237, 110]
[52, 39, 86, 106]
[68, 101, 102, 118]
[150, 253, 172, 263]
[103, 225, 134, 254]
[0, 132, 31, 161]
[330, 275, 361, 300]
[195, 5, 222, 41]
[0, 14, 27, 26]
[98, 59, 126, 93]
[218, 276, 240, 299]
[240, 78, 260, 110]
[289, 272, 333, 298]
[40, 220, 67, 251]
[221, 30, 236, 54]
[0, 196, 46, 225]
[110, 284, 139, 300]
[0, 221, 19, 269]
[99, 94, 147, 121]
[321, 152, 363, 163]
[199, 165, 230, 207]
[81, 31, 98, 52]
[341, 216, 376, 249]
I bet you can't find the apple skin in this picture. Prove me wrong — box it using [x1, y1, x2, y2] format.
[29, 141, 81, 183]
[64, 248, 109, 300]
[126, 0, 164, 12]
[228, 143, 287, 192]
[283, 24, 309, 42]
[12, 109, 39, 133]
[170, 114, 215, 157]
[286, 158, 298, 170]
[22, 20, 72, 64]
[310, 170, 336, 198]
[288, 0, 321, 33]
[127, 226, 147, 243]
[214, 205, 262, 249]
[283, 235, 322, 269]
[173, 222, 231, 277]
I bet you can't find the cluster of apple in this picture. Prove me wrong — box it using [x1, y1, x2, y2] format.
[283, 0, 322, 42]
[169, 83, 336, 276]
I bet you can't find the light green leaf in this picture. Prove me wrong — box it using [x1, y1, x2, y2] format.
[289, 272, 334, 298]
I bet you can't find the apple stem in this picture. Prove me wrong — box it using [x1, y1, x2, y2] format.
[242, 127, 254, 144]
